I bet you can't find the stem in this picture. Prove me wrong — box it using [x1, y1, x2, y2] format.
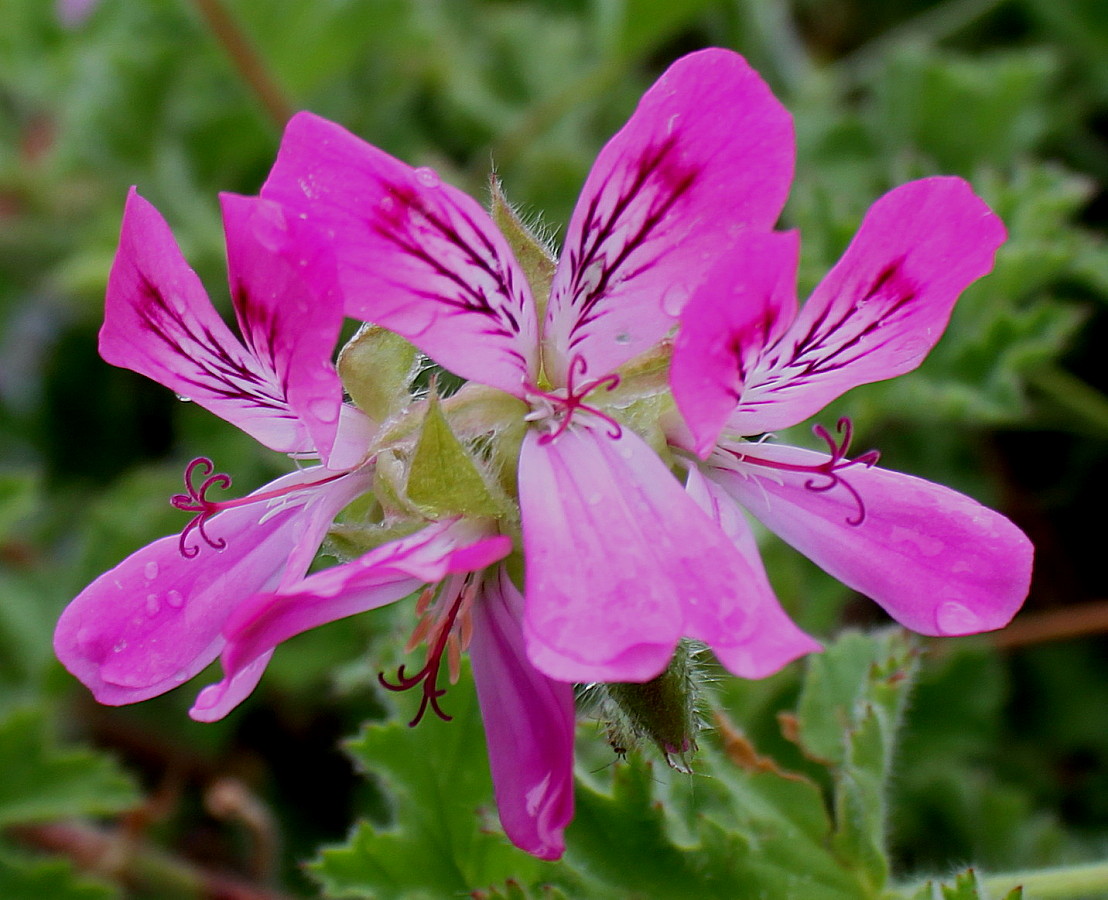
[990, 599, 1108, 650]
[1027, 364, 1108, 437]
[190, 0, 294, 129]
[980, 860, 1108, 898]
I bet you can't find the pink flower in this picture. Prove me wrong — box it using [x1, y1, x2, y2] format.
[260, 48, 821, 687]
[668, 179, 1033, 637]
[54, 189, 574, 859]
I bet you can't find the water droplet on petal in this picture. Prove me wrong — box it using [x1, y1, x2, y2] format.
[935, 601, 983, 636]
[380, 195, 395, 212]
[166, 590, 185, 609]
[614, 332, 631, 345]
[112, 639, 129, 654]
[145, 594, 161, 616]
[144, 561, 159, 580]
[661, 286, 687, 317]
[175, 394, 193, 403]
[172, 669, 190, 684]
[414, 166, 441, 188]
[306, 397, 338, 423]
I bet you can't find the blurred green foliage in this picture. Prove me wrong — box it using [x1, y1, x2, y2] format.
[2, 0, 1108, 896]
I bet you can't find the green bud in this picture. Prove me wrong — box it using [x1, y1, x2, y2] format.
[407, 391, 506, 518]
[338, 324, 419, 422]
[586, 639, 705, 773]
[489, 176, 556, 321]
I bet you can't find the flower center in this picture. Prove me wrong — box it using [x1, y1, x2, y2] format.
[378, 575, 476, 726]
[170, 457, 347, 559]
[726, 417, 880, 525]
[524, 354, 622, 443]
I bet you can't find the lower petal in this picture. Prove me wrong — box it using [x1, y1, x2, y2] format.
[519, 424, 786, 683]
[684, 465, 820, 676]
[54, 467, 369, 706]
[192, 519, 512, 719]
[470, 567, 574, 860]
[712, 442, 1033, 636]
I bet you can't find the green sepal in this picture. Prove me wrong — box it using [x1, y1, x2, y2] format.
[338, 324, 419, 422]
[587, 640, 704, 772]
[489, 176, 556, 322]
[407, 391, 506, 518]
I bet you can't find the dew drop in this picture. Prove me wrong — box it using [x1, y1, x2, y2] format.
[380, 195, 395, 212]
[112, 639, 129, 654]
[661, 286, 687, 317]
[587, 492, 603, 506]
[414, 166, 441, 188]
[144, 561, 159, 580]
[934, 601, 983, 636]
[614, 332, 631, 345]
[175, 394, 193, 403]
[145, 593, 161, 616]
[166, 590, 185, 609]
[666, 113, 680, 134]
[172, 669, 190, 684]
[306, 397, 339, 423]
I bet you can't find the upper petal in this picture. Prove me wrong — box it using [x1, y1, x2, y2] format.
[732, 177, 1006, 434]
[670, 231, 799, 457]
[519, 423, 792, 682]
[543, 47, 794, 384]
[219, 193, 355, 465]
[100, 189, 352, 459]
[710, 441, 1032, 636]
[469, 566, 574, 860]
[190, 518, 512, 720]
[54, 466, 370, 706]
[261, 113, 538, 397]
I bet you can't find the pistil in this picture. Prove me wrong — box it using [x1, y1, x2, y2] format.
[524, 354, 622, 443]
[727, 417, 879, 525]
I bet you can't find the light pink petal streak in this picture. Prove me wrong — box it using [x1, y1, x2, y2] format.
[671, 231, 799, 457]
[470, 567, 574, 860]
[683, 466, 819, 676]
[711, 441, 1032, 635]
[543, 47, 794, 384]
[519, 423, 790, 683]
[219, 193, 349, 465]
[191, 520, 512, 720]
[733, 178, 1006, 434]
[54, 467, 369, 707]
[100, 190, 339, 456]
[261, 113, 538, 397]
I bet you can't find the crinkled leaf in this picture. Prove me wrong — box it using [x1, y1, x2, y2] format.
[0, 708, 138, 826]
[312, 663, 557, 899]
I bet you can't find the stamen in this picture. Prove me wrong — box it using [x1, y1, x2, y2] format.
[170, 456, 349, 559]
[525, 354, 623, 443]
[728, 417, 880, 526]
[379, 579, 477, 727]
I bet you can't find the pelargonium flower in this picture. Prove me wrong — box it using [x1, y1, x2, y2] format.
[669, 179, 1033, 636]
[260, 47, 821, 687]
[53, 189, 575, 858]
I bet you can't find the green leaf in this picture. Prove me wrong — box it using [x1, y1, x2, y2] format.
[0, 708, 138, 826]
[312, 663, 555, 899]
[0, 850, 117, 900]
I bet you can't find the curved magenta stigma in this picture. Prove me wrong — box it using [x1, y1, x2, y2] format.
[378, 585, 468, 727]
[729, 417, 880, 526]
[170, 456, 350, 559]
[526, 354, 623, 443]
[171, 457, 233, 558]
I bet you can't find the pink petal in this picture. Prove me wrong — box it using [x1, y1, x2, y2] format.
[54, 467, 370, 706]
[190, 520, 512, 720]
[733, 178, 1006, 434]
[100, 189, 347, 458]
[518, 423, 796, 683]
[469, 567, 574, 860]
[683, 465, 820, 676]
[219, 193, 350, 465]
[710, 441, 1033, 635]
[261, 113, 538, 397]
[670, 231, 800, 457]
[542, 48, 794, 385]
